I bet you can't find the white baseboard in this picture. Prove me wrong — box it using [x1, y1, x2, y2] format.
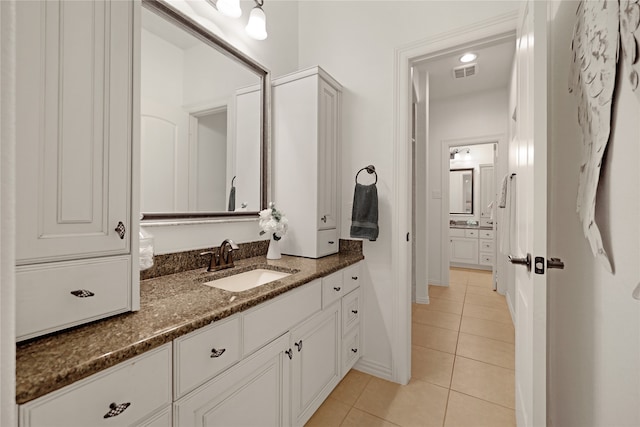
[415, 295, 430, 304]
[354, 358, 393, 382]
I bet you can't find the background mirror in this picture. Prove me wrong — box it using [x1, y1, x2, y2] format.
[450, 168, 474, 214]
[141, 4, 264, 217]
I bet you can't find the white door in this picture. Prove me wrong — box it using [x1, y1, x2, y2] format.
[511, 2, 548, 426]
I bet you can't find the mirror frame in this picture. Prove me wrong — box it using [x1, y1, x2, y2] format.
[449, 168, 474, 215]
[140, 0, 269, 220]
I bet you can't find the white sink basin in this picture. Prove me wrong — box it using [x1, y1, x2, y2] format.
[202, 269, 291, 292]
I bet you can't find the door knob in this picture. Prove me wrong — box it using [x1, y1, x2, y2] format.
[508, 253, 531, 272]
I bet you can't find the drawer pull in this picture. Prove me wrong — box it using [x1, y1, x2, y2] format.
[210, 348, 226, 358]
[351, 276, 358, 280]
[351, 310, 358, 314]
[328, 241, 335, 244]
[351, 348, 358, 353]
[104, 402, 131, 419]
[295, 340, 303, 352]
[333, 286, 341, 292]
[114, 221, 126, 239]
[70, 289, 95, 298]
[321, 215, 327, 223]
[285, 348, 293, 360]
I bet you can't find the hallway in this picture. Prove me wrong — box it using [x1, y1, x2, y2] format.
[305, 268, 515, 427]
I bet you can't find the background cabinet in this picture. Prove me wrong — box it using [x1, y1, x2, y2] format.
[273, 66, 342, 258]
[14, 0, 139, 340]
[449, 227, 493, 271]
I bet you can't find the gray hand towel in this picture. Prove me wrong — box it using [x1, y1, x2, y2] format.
[228, 185, 236, 212]
[350, 183, 379, 241]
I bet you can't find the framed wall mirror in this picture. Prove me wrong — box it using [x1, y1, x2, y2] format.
[450, 168, 474, 214]
[140, 0, 269, 220]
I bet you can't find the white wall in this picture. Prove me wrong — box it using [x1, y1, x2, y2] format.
[297, 0, 520, 379]
[428, 89, 508, 286]
[548, 2, 640, 425]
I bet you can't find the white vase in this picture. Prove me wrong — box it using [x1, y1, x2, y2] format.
[267, 236, 281, 260]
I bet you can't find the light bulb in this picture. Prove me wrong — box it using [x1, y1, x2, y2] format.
[217, 0, 241, 18]
[460, 53, 477, 63]
[246, 5, 267, 40]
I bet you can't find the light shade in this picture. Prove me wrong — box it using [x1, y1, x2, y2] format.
[217, 0, 242, 18]
[459, 52, 477, 63]
[246, 5, 267, 40]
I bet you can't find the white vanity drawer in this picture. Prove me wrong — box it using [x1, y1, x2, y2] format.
[20, 344, 172, 427]
[174, 315, 242, 398]
[342, 263, 361, 295]
[464, 229, 479, 238]
[317, 229, 339, 257]
[480, 229, 495, 239]
[322, 270, 344, 309]
[243, 280, 321, 355]
[480, 239, 494, 252]
[342, 289, 361, 335]
[16, 256, 131, 341]
[342, 329, 361, 377]
[480, 254, 494, 266]
[449, 228, 465, 237]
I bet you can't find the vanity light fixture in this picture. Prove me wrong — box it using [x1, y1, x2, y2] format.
[216, 0, 242, 18]
[246, 0, 268, 40]
[450, 147, 471, 160]
[459, 52, 477, 63]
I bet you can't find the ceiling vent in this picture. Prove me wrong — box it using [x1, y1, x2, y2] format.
[453, 63, 478, 79]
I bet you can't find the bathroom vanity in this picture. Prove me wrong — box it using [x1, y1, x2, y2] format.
[449, 225, 495, 270]
[17, 251, 364, 427]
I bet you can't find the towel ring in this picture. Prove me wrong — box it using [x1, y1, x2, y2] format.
[231, 176, 236, 186]
[355, 165, 377, 185]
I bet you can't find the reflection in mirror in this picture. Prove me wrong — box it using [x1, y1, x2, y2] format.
[450, 168, 474, 214]
[140, 1, 267, 219]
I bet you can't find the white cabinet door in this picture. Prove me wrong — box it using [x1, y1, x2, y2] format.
[450, 237, 479, 264]
[174, 334, 291, 427]
[290, 303, 341, 427]
[317, 78, 339, 231]
[16, 0, 133, 264]
[479, 164, 495, 219]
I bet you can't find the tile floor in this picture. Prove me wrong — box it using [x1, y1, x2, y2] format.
[305, 268, 516, 427]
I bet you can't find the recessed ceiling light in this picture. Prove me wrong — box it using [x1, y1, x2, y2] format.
[460, 53, 477, 63]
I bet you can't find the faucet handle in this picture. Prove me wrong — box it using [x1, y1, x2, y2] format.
[200, 251, 220, 271]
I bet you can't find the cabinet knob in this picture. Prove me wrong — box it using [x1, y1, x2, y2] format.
[351, 276, 358, 280]
[70, 289, 95, 298]
[351, 348, 358, 353]
[295, 340, 303, 352]
[328, 241, 335, 245]
[351, 310, 358, 314]
[115, 221, 126, 239]
[321, 215, 327, 223]
[333, 286, 341, 292]
[285, 348, 293, 360]
[104, 402, 131, 419]
[210, 348, 226, 358]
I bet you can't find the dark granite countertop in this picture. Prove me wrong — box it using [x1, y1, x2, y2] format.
[16, 252, 364, 404]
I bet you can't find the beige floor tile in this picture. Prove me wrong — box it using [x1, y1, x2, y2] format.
[412, 322, 459, 354]
[340, 408, 399, 427]
[354, 377, 448, 427]
[460, 316, 515, 343]
[422, 296, 464, 315]
[412, 306, 461, 331]
[456, 333, 515, 369]
[466, 271, 494, 288]
[464, 283, 500, 297]
[428, 285, 466, 302]
[463, 303, 513, 324]
[411, 345, 455, 388]
[329, 369, 373, 406]
[304, 397, 351, 427]
[451, 356, 515, 409]
[444, 391, 516, 427]
[449, 269, 469, 285]
[464, 292, 508, 310]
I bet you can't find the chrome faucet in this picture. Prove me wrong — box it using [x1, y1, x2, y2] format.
[201, 239, 240, 272]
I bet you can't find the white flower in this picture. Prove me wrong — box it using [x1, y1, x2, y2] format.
[258, 202, 288, 240]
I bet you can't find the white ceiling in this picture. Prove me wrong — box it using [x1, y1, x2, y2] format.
[414, 38, 516, 101]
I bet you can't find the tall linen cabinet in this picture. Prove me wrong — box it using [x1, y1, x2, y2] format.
[14, 0, 140, 341]
[273, 66, 342, 258]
